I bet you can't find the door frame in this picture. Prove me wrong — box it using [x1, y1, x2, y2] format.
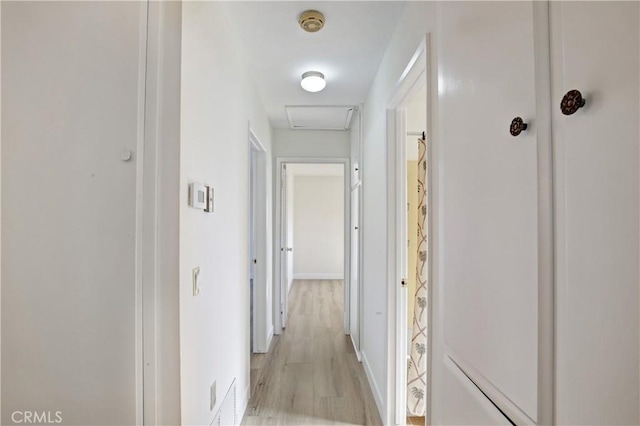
[141, 1, 182, 423]
[139, 0, 153, 423]
[350, 107, 365, 360]
[274, 157, 351, 335]
[386, 35, 431, 426]
[249, 127, 271, 353]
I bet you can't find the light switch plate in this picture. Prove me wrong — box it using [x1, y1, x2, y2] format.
[192, 267, 201, 296]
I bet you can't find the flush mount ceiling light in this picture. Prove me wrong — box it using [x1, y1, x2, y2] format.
[298, 10, 325, 33]
[300, 71, 326, 93]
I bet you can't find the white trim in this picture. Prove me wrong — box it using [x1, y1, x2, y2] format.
[361, 350, 385, 421]
[274, 157, 351, 336]
[285, 105, 356, 131]
[0, 1, 4, 420]
[357, 104, 365, 362]
[249, 125, 270, 354]
[532, 2, 555, 424]
[265, 325, 274, 351]
[351, 335, 362, 362]
[141, 2, 181, 423]
[348, 106, 364, 356]
[249, 127, 266, 152]
[386, 35, 430, 426]
[141, 0, 159, 423]
[279, 163, 289, 329]
[292, 273, 344, 280]
[135, 2, 150, 424]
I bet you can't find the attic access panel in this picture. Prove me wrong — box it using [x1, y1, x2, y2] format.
[285, 105, 355, 131]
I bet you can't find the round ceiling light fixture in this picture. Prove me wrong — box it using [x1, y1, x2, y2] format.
[301, 71, 326, 93]
[298, 10, 325, 33]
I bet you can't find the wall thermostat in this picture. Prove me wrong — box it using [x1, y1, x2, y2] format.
[188, 183, 208, 210]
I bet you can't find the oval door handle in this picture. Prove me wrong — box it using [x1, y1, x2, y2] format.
[561, 89, 586, 115]
[510, 117, 528, 136]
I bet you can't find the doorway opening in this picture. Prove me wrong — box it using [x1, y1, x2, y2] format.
[288, 162, 345, 300]
[386, 36, 430, 426]
[274, 159, 351, 337]
[403, 86, 427, 426]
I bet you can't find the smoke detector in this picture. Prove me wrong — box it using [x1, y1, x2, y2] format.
[298, 10, 325, 33]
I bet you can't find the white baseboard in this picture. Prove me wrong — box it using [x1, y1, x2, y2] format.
[255, 325, 274, 354]
[265, 325, 274, 351]
[361, 350, 384, 422]
[292, 273, 344, 280]
[350, 334, 362, 362]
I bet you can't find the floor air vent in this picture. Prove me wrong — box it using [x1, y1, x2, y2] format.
[211, 379, 237, 426]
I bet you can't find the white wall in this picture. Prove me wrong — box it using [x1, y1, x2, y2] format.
[359, 2, 438, 422]
[273, 129, 350, 159]
[292, 176, 345, 280]
[180, 2, 272, 425]
[2, 2, 147, 424]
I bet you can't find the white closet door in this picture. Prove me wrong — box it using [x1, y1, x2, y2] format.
[2, 2, 144, 424]
[438, 2, 550, 423]
[551, 2, 640, 424]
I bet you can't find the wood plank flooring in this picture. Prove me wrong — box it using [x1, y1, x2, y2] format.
[243, 279, 383, 426]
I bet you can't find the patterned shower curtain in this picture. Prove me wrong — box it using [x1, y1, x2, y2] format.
[407, 135, 428, 416]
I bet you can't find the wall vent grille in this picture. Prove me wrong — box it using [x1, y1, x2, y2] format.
[211, 378, 237, 426]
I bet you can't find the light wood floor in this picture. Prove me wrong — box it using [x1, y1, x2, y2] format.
[243, 279, 383, 426]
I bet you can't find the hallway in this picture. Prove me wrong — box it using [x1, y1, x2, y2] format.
[243, 280, 382, 425]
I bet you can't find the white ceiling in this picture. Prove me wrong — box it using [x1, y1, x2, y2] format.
[287, 163, 344, 176]
[223, 1, 406, 129]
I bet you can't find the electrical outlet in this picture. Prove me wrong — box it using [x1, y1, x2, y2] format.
[210, 381, 216, 411]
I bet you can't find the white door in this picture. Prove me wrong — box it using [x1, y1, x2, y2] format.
[551, 2, 640, 424]
[280, 164, 289, 328]
[2, 2, 145, 424]
[350, 184, 361, 352]
[286, 171, 295, 295]
[250, 151, 257, 353]
[437, 1, 550, 423]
